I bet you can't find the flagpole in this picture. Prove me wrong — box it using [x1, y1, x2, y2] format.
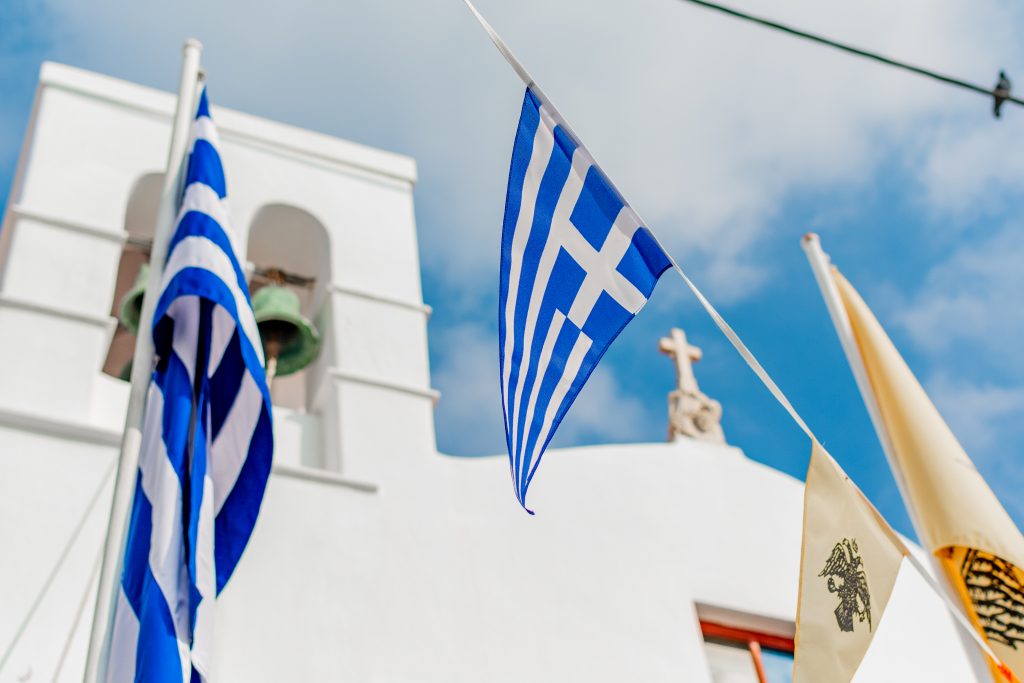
[801, 232, 1000, 680]
[82, 38, 203, 683]
[799, 234, 923, 535]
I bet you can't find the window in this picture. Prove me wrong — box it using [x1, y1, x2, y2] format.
[701, 620, 794, 683]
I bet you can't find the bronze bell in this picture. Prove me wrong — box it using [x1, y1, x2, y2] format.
[252, 284, 321, 384]
[118, 263, 149, 335]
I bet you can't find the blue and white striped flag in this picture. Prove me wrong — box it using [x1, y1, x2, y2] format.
[500, 88, 672, 512]
[106, 89, 273, 682]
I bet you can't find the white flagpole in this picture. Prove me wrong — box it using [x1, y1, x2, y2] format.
[82, 38, 203, 683]
[799, 233, 922, 535]
[801, 232, 998, 679]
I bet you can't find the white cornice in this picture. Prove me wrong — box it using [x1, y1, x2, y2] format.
[9, 204, 127, 244]
[0, 406, 379, 492]
[272, 464, 378, 493]
[0, 293, 115, 329]
[327, 283, 432, 317]
[326, 367, 441, 403]
[38, 62, 418, 184]
[0, 406, 123, 446]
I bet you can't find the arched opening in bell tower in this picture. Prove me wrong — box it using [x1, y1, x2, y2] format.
[102, 171, 163, 379]
[246, 202, 331, 412]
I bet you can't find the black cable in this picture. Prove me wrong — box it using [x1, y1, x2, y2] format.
[677, 0, 1022, 113]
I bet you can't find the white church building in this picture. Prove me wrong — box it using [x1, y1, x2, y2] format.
[0, 62, 992, 682]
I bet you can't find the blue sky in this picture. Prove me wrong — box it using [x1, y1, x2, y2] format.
[2, 0, 1024, 539]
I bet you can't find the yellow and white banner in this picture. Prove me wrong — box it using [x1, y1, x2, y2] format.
[794, 442, 907, 683]
[824, 262, 1024, 681]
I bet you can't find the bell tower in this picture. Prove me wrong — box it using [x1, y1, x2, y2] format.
[0, 61, 438, 485]
[0, 61, 439, 679]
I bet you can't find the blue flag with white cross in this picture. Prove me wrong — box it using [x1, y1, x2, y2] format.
[499, 88, 672, 513]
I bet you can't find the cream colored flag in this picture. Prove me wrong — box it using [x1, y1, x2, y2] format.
[794, 442, 907, 683]
[834, 268, 1024, 681]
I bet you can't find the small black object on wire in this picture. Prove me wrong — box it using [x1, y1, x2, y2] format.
[677, 0, 1020, 118]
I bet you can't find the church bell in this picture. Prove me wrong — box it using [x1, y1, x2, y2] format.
[118, 262, 149, 334]
[252, 284, 321, 383]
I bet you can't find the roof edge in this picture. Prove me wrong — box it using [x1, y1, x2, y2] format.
[37, 61, 418, 184]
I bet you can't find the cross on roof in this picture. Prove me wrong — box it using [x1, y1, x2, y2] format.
[658, 327, 703, 396]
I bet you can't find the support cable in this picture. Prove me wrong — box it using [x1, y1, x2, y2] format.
[51, 548, 104, 683]
[0, 461, 115, 676]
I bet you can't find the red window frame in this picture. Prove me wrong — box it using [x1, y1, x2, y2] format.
[700, 620, 794, 683]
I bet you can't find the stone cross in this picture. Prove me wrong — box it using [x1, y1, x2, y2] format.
[658, 328, 703, 396]
[658, 327, 725, 444]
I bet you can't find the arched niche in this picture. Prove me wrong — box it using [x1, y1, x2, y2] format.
[247, 203, 332, 410]
[102, 171, 164, 379]
[123, 172, 164, 240]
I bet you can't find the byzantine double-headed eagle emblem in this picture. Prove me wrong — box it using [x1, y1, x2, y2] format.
[961, 549, 1024, 650]
[820, 538, 873, 633]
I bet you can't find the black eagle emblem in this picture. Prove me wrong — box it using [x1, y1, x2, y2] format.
[820, 538, 873, 633]
[961, 549, 1024, 650]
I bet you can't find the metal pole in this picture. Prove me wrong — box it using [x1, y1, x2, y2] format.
[800, 233, 922, 535]
[82, 38, 203, 683]
[800, 232, 995, 681]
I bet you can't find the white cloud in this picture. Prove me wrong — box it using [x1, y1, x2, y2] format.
[925, 371, 1024, 521]
[548, 360, 662, 449]
[899, 220, 1024, 370]
[430, 321, 659, 456]
[430, 322, 506, 456]
[35, 0, 1024, 303]
[919, 117, 1024, 219]
[927, 373, 1024, 453]
[889, 218, 1024, 519]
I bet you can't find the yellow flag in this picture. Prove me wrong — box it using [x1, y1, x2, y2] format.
[833, 267, 1024, 681]
[794, 442, 907, 683]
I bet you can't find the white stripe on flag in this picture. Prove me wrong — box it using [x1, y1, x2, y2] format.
[136, 387, 190, 650]
[162, 236, 264, 365]
[502, 112, 557, 435]
[516, 309, 567, 487]
[211, 370, 263, 513]
[190, 471, 217, 682]
[207, 304, 236, 378]
[509, 148, 590, 462]
[191, 594, 215, 682]
[195, 473, 217, 601]
[167, 296, 200, 385]
[104, 589, 139, 683]
[191, 116, 220, 151]
[524, 332, 593, 485]
[177, 182, 236, 252]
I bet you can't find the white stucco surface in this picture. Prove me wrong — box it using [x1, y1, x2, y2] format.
[0, 63, 988, 682]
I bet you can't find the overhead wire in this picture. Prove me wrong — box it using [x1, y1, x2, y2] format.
[676, 0, 1022, 114]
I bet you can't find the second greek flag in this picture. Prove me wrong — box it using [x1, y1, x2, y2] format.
[499, 88, 672, 512]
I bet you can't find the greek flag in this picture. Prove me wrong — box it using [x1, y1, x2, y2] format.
[500, 89, 672, 512]
[106, 89, 273, 682]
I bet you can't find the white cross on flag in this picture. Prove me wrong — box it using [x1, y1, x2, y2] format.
[498, 88, 672, 512]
